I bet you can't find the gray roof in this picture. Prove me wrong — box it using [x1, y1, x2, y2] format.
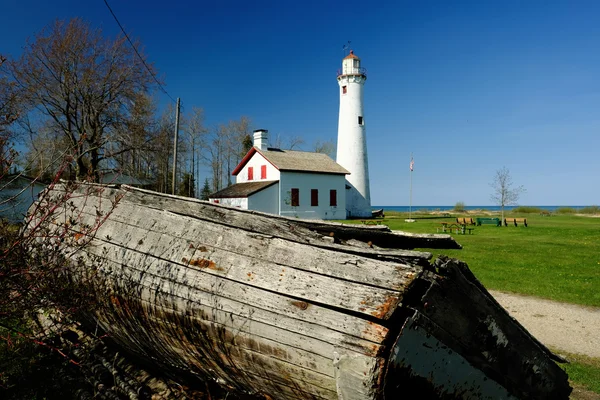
[210, 180, 278, 199]
[258, 148, 349, 175]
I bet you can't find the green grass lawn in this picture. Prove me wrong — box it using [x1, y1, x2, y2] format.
[369, 212, 600, 308]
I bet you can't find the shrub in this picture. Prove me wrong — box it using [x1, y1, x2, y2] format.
[454, 201, 466, 212]
[555, 207, 577, 214]
[579, 205, 600, 215]
[512, 206, 543, 214]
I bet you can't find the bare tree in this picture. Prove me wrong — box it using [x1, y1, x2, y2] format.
[183, 107, 208, 197]
[313, 139, 336, 158]
[490, 166, 526, 221]
[0, 55, 20, 174]
[152, 105, 176, 193]
[271, 133, 305, 150]
[223, 117, 252, 187]
[201, 117, 252, 192]
[108, 93, 157, 180]
[8, 18, 156, 182]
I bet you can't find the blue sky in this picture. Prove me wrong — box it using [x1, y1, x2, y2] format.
[2, 0, 599, 206]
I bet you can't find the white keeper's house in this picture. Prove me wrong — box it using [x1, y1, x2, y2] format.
[209, 129, 349, 220]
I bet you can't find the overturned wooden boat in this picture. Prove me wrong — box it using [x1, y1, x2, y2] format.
[28, 182, 571, 399]
[371, 208, 384, 218]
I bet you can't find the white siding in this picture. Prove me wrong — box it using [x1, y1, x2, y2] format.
[209, 197, 248, 209]
[236, 153, 280, 184]
[248, 182, 279, 214]
[279, 172, 346, 220]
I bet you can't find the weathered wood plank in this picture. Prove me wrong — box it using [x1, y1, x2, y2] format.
[81, 232, 402, 319]
[334, 349, 385, 400]
[51, 200, 416, 321]
[118, 185, 460, 250]
[97, 322, 336, 400]
[136, 286, 383, 358]
[84, 202, 421, 292]
[291, 219, 462, 250]
[54, 185, 436, 260]
[94, 298, 342, 399]
[72, 243, 390, 346]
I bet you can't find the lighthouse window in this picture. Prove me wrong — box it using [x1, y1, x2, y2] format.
[342, 86, 347, 94]
[358, 116, 364, 125]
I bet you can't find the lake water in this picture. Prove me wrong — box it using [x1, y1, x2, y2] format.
[372, 205, 587, 213]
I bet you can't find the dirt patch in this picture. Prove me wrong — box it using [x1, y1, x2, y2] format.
[489, 290, 600, 358]
[570, 385, 600, 400]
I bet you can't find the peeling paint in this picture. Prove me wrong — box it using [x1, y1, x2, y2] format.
[485, 316, 508, 347]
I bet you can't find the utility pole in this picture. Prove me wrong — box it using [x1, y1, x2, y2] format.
[172, 97, 180, 195]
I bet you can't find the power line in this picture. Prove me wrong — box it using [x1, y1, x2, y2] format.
[103, 0, 176, 103]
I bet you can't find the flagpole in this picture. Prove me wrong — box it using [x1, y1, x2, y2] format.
[409, 155, 413, 220]
[406, 153, 415, 222]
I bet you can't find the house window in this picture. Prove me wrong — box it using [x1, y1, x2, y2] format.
[248, 166, 253, 180]
[330, 190, 337, 207]
[291, 188, 299, 207]
[358, 116, 364, 125]
[214, 199, 220, 204]
[311, 189, 318, 206]
[342, 86, 347, 94]
[261, 165, 267, 179]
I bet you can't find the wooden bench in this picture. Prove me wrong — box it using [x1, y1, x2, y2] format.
[476, 217, 501, 226]
[504, 217, 528, 227]
[438, 222, 473, 234]
[456, 217, 475, 225]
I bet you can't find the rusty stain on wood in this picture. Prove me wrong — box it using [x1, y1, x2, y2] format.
[371, 295, 399, 319]
[182, 257, 223, 271]
[290, 300, 309, 310]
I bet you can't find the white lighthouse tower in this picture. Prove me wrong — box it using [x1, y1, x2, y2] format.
[336, 50, 371, 218]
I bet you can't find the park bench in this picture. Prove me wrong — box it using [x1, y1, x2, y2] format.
[504, 217, 528, 227]
[475, 217, 501, 226]
[438, 222, 474, 234]
[456, 217, 475, 225]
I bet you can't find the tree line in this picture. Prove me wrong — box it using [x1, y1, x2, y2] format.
[1, 18, 335, 200]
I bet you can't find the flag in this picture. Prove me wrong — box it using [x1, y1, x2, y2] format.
[410, 157, 414, 172]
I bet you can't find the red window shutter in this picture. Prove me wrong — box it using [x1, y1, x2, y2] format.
[329, 190, 337, 206]
[261, 165, 267, 179]
[291, 188, 299, 207]
[311, 189, 318, 206]
[248, 167, 253, 180]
